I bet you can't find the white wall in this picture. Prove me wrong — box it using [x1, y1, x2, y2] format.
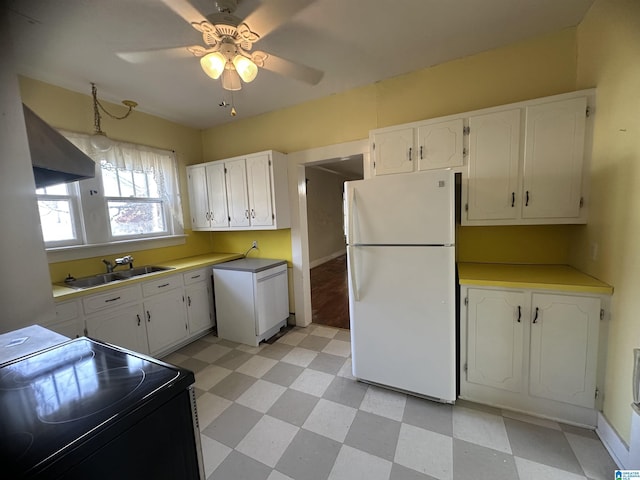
[0, 12, 56, 333]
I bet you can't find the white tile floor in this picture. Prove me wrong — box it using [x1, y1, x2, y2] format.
[165, 324, 619, 480]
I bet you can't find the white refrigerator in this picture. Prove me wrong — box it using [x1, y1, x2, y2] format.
[345, 169, 456, 402]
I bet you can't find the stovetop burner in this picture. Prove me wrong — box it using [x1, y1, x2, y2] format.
[0, 338, 186, 477]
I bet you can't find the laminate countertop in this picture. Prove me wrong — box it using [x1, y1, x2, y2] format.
[457, 263, 613, 295]
[52, 253, 243, 300]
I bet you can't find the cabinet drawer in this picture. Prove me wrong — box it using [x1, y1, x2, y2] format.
[142, 274, 183, 297]
[183, 268, 210, 286]
[55, 300, 80, 322]
[83, 285, 142, 315]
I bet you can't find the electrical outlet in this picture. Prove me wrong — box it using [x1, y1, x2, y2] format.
[252, 240, 258, 249]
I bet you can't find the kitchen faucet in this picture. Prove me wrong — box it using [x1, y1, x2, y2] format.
[102, 255, 134, 273]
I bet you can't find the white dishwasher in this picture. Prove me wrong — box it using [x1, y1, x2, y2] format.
[213, 258, 289, 346]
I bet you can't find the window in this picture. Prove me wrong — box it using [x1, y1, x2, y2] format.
[36, 183, 82, 247]
[38, 131, 183, 250]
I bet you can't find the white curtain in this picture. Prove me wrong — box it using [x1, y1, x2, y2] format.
[61, 130, 184, 229]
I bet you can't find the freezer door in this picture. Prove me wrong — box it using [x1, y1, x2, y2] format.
[345, 170, 455, 245]
[348, 245, 456, 402]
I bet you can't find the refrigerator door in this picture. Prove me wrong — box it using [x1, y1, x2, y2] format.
[348, 244, 456, 402]
[345, 169, 455, 246]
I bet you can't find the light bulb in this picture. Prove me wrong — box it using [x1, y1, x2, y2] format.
[200, 52, 226, 79]
[232, 55, 258, 83]
[90, 131, 112, 152]
[221, 68, 242, 91]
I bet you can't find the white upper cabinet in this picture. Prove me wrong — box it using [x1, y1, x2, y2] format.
[462, 93, 591, 226]
[467, 110, 521, 221]
[417, 119, 464, 171]
[187, 165, 210, 229]
[371, 127, 415, 175]
[371, 120, 463, 176]
[187, 163, 229, 230]
[226, 158, 251, 227]
[522, 97, 587, 220]
[206, 163, 230, 228]
[246, 153, 275, 227]
[186, 150, 290, 231]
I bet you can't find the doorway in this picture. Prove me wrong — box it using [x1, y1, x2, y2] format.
[305, 157, 363, 329]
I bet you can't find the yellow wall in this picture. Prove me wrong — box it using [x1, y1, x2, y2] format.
[19, 77, 218, 282]
[572, 0, 640, 444]
[202, 28, 580, 267]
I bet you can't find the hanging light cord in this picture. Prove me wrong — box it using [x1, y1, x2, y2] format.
[91, 82, 137, 127]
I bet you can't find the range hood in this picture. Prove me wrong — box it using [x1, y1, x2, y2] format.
[22, 104, 95, 189]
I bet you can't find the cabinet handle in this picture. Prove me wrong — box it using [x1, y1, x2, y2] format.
[516, 306, 521, 323]
[420, 146, 423, 159]
[105, 296, 121, 303]
[157, 283, 170, 288]
[525, 190, 530, 207]
[190, 274, 201, 279]
[137, 314, 141, 326]
[245, 209, 249, 218]
[251, 209, 255, 218]
[511, 192, 515, 208]
[146, 310, 151, 323]
[532, 307, 539, 324]
[205, 212, 210, 221]
[408, 147, 412, 161]
[188, 296, 192, 307]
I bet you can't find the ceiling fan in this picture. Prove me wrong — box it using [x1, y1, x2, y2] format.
[123, 0, 324, 91]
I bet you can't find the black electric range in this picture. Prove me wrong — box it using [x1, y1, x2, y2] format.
[0, 337, 203, 479]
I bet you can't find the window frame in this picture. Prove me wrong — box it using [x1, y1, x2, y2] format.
[37, 132, 184, 255]
[36, 183, 85, 248]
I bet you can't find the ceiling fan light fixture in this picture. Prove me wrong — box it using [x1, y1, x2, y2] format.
[221, 68, 242, 91]
[200, 52, 226, 79]
[232, 55, 258, 83]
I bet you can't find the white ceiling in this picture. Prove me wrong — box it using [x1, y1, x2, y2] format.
[7, 0, 594, 130]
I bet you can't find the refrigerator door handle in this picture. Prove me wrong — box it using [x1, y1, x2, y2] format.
[349, 247, 359, 301]
[348, 188, 357, 245]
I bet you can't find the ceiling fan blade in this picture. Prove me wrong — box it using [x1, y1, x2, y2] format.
[161, 0, 207, 25]
[259, 52, 323, 85]
[242, 0, 316, 39]
[117, 47, 193, 64]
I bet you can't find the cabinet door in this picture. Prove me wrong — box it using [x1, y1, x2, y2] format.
[255, 267, 288, 336]
[246, 153, 274, 227]
[371, 128, 415, 176]
[86, 304, 149, 355]
[522, 97, 586, 219]
[187, 165, 211, 229]
[225, 159, 251, 227]
[186, 281, 214, 335]
[529, 292, 600, 408]
[466, 288, 525, 393]
[144, 289, 188, 355]
[417, 119, 463, 171]
[206, 163, 230, 228]
[467, 109, 521, 220]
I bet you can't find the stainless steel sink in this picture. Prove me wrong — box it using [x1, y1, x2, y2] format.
[112, 265, 174, 279]
[61, 266, 174, 290]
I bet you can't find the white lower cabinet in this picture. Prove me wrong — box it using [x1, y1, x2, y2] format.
[75, 266, 216, 358]
[86, 303, 149, 355]
[50, 299, 84, 338]
[185, 281, 214, 335]
[461, 286, 603, 425]
[143, 287, 188, 356]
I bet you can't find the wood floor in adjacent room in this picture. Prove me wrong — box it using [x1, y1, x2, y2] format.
[310, 254, 350, 330]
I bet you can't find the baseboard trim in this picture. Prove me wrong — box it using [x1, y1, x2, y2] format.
[309, 250, 346, 269]
[596, 411, 628, 468]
